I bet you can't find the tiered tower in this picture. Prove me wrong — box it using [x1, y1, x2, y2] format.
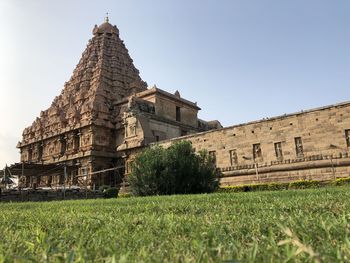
[18, 17, 147, 187]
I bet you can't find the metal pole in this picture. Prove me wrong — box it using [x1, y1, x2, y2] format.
[254, 162, 259, 182]
[330, 156, 336, 180]
[63, 164, 67, 200]
[114, 170, 117, 187]
[4, 165, 7, 190]
[21, 162, 24, 187]
[82, 168, 88, 199]
[85, 172, 88, 199]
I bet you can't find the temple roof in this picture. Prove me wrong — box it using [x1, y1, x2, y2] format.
[20, 18, 147, 146]
[93, 16, 119, 35]
[114, 86, 201, 110]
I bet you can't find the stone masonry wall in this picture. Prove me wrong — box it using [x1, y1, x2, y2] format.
[157, 102, 350, 185]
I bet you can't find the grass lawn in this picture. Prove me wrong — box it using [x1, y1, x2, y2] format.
[0, 187, 349, 262]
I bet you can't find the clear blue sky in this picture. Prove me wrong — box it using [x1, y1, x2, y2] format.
[0, 0, 349, 167]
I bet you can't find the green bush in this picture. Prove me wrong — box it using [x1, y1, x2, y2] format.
[267, 182, 289, 191]
[129, 141, 219, 196]
[118, 193, 132, 198]
[128, 145, 167, 196]
[243, 184, 262, 192]
[333, 177, 350, 186]
[288, 180, 322, 189]
[103, 187, 119, 198]
[217, 185, 246, 193]
[218, 183, 289, 192]
[218, 177, 350, 194]
[218, 180, 322, 193]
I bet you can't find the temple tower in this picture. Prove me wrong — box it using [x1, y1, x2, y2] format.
[17, 17, 147, 187]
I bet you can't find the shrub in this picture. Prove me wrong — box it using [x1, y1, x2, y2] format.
[333, 177, 350, 186]
[129, 141, 219, 196]
[267, 182, 289, 191]
[218, 183, 289, 195]
[103, 187, 119, 198]
[217, 185, 246, 193]
[288, 180, 322, 189]
[218, 180, 326, 193]
[118, 193, 132, 198]
[128, 145, 167, 196]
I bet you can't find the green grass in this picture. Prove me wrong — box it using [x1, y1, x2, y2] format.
[0, 187, 350, 262]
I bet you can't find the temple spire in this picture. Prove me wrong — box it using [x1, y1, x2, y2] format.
[105, 12, 109, 23]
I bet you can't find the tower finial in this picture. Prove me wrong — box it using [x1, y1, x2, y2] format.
[105, 12, 109, 23]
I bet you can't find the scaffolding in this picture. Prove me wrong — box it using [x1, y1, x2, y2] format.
[2, 163, 125, 199]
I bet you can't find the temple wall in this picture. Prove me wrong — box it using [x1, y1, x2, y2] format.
[149, 119, 181, 140]
[20, 126, 94, 164]
[155, 95, 198, 127]
[92, 125, 116, 153]
[155, 102, 350, 185]
[220, 157, 350, 186]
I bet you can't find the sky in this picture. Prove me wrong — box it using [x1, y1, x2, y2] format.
[0, 0, 349, 168]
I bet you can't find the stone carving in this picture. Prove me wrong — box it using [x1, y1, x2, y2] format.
[295, 137, 304, 157]
[346, 129, 350, 147]
[66, 136, 74, 152]
[82, 134, 91, 147]
[127, 96, 155, 114]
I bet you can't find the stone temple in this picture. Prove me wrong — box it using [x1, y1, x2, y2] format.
[16, 18, 350, 189]
[16, 18, 221, 189]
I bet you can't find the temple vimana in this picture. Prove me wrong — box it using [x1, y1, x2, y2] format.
[16, 18, 350, 189]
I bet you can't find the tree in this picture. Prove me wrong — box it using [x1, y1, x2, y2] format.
[128, 141, 219, 196]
